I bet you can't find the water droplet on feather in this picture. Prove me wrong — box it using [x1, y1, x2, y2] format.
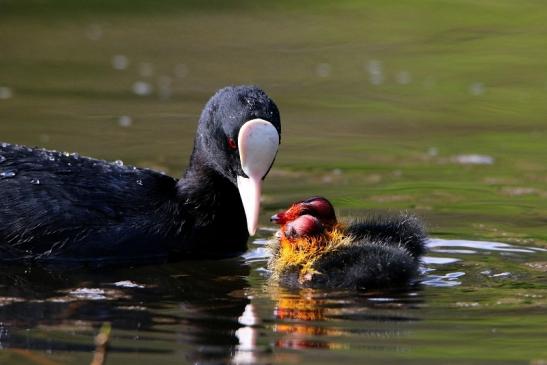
[0, 170, 16, 178]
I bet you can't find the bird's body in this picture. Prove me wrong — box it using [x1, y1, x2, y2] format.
[268, 197, 427, 290]
[0, 85, 281, 263]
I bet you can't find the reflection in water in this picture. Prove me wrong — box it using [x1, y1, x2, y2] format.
[0, 236, 543, 364]
[270, 287, 422, 351]
[0, 260, 251, 364]
[233, 304, 259, 364]
[272, 290, 346, 350]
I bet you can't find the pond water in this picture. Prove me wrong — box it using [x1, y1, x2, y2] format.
[0, 1, 546, 364]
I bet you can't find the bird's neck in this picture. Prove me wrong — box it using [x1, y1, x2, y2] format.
[172, 159, 248, 257]
[176, 156, 240, 223]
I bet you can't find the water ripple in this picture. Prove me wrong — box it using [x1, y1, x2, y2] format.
[427, 238, 544, 253]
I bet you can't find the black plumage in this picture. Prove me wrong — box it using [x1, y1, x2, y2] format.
[345, 213, 427, 259]
[0, 85, 281, 263]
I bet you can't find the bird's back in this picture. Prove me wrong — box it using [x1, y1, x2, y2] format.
[0, 143, 180, 261]
[345, 213, 427, 258]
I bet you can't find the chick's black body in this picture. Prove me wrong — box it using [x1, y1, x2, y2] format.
[0, 85, 281, 263]
[312, 214, 427, 289]
[346, 214, 427, 259]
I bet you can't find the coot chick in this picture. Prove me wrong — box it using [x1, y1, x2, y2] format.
[0, 85, 281, 263]
[268, 197, 427, 289]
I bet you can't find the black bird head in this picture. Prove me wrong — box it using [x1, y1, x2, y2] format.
[193, 85, 281, 236]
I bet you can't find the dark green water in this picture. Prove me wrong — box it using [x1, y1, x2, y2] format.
[0, 1, 546, 364]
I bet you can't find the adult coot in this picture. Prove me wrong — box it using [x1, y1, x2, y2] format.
[268, 196, 427, 289]
[0, 85, 281, 263]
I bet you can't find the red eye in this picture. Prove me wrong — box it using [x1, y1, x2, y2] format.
[227, 137, 237, 150]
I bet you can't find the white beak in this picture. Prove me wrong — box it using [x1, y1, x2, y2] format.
[236, 119, 280, 236]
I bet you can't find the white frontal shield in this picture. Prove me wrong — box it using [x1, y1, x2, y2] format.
[236, 119, 279, 236]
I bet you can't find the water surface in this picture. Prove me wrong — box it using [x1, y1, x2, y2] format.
[0, 1, 546, 364]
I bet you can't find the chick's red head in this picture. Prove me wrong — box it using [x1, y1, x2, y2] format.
[270, 196, 337, 230]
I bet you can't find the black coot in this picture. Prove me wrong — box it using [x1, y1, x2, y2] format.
[0, 85, 281, 263]
[269, 196, 427, 289]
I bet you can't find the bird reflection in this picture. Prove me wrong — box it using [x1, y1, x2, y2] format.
[271, 287, 422, 351]
[0, 260, 251, 364]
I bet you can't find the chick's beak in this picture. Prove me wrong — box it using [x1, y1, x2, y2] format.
[270, 213, 281, 224]
[236, 119, 280, 236]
